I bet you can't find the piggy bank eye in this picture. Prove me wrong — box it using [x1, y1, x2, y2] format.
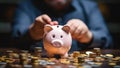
[60, 35, 63, 38]
[52, 34, 55, 38]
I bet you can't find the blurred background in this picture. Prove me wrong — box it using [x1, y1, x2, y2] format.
[0, 0, 120, 49]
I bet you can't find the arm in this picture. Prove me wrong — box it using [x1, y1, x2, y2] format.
[12, 1, 58, 50]
[12, 2, 37, 49]
[82, 0, 112, 48]
[66, 1, 112, 49]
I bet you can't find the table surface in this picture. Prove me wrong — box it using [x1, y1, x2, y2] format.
[0, 48, 120, 68]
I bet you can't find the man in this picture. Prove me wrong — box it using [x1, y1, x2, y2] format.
[12, 0, 112, 52]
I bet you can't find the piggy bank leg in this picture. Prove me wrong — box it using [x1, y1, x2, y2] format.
[62, 53, 68, 58]
[47, 53, 54, 58]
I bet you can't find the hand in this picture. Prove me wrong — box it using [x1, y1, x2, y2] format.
[66, 19, 93, 43]
[29, 14, 58, 40]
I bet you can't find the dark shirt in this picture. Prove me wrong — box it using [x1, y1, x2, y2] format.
[12, 0, 112, 52]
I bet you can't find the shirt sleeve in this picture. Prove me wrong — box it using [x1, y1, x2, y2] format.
[12, 1, 39, 50]
[80, 0, 112, 48]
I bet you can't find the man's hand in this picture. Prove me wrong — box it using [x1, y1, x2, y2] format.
[29, 14, 58, 40]
[66, 19, 93, 43]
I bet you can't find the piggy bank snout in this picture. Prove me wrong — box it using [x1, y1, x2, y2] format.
[51, 39, 63, 48]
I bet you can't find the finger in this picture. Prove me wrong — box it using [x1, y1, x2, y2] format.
[35, 17, 45, 26]
[42, 14, 52, 24]
[74, 26, 82, 38]
[52, 21, 59, 25]
[49, 22, 54, 25]
[70, 26, 78, 38]
[78, 30, 87, 38]
[67, 23, 75, 34]
[35, 15, 48, 25]
[49, 21, 58, 25]
[65, 21, 73, 27]
[35, 16, 43, 22]
[81, 30, 87, 35]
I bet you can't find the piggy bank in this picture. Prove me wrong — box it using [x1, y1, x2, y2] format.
[43, 25, 72, 57]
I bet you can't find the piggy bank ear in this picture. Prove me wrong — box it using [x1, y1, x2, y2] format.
[62, 25, 70, 34]
[44, 25, 53, 33]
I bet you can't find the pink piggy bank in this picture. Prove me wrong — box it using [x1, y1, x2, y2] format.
[43, 25, 72, 57]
